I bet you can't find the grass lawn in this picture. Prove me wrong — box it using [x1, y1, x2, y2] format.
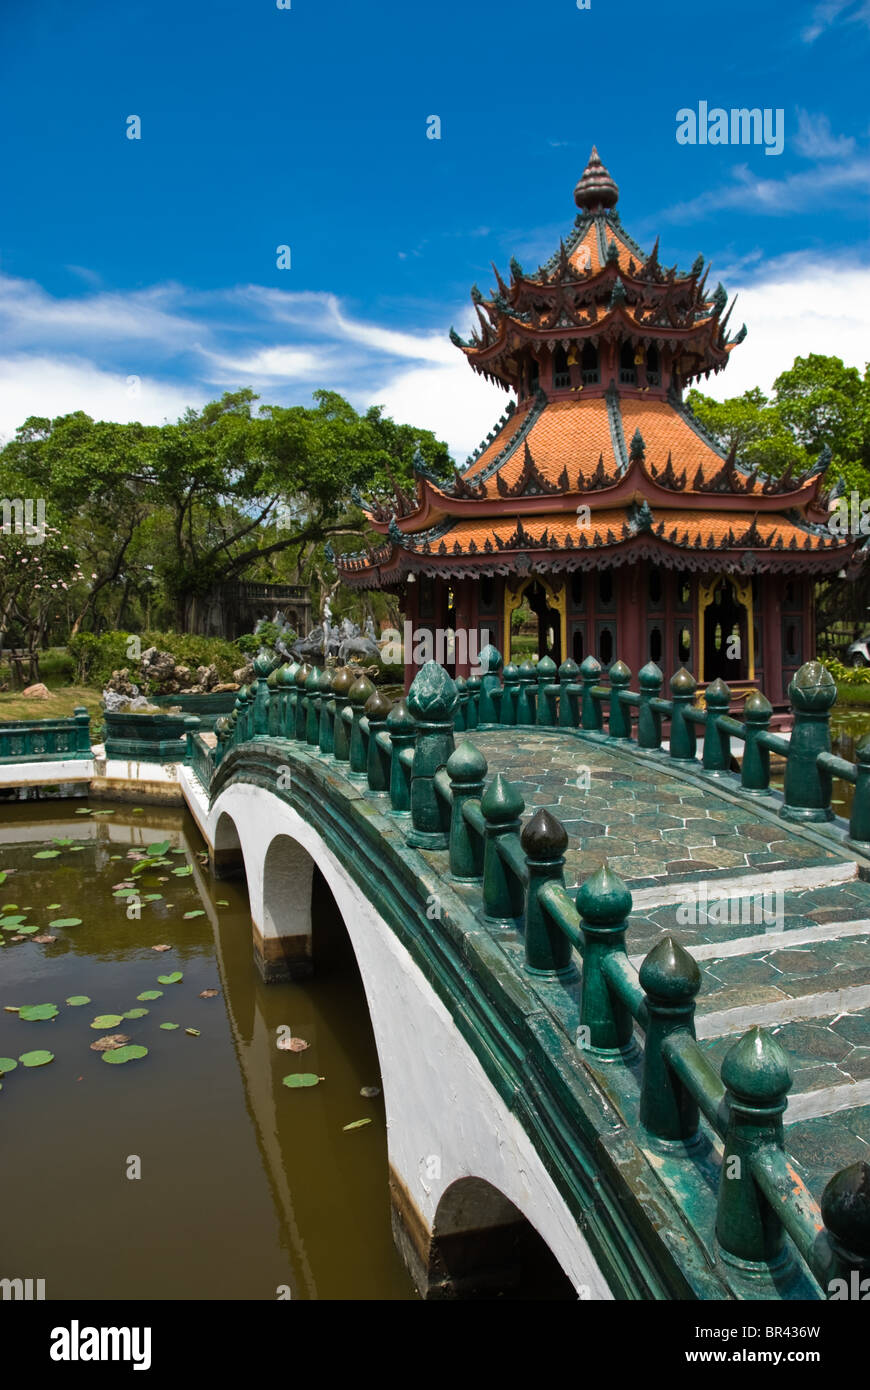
[0, 685, 104, 726]
[833, 685, 870, 707]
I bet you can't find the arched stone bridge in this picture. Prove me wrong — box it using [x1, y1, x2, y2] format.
[179, 649, 870, 1300]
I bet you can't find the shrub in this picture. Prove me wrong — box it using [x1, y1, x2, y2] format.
[68, 630, 245, 689]
[822, 658, 870, 686]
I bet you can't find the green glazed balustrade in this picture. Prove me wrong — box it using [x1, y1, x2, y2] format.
[0, 708, 92, 763]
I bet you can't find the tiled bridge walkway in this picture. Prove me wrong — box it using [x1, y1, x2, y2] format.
[433, 727, 870, 1211]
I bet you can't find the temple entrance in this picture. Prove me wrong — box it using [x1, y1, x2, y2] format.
[505, 576, 566, 667]
[526, 581, 562, 665]
[703, 579, 748, 682]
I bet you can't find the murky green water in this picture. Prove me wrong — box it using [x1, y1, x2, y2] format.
[0, 799, 417, 1300]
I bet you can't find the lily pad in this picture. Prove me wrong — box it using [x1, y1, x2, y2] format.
[75, 807, 93, 814]
[157, 972, 183, 985]
[33, 935, 57, 944]
[19, 1003, 59, 1021]
[147, 840, 171, 857]
[68, 847, 86, 852]
[199, 989, 219, 998]
[0, 1057, 18, 1074]
[151, 945, 171, 953]
[172, 848, 187, 855]
[282, 1073, 323, 1088]
[360, 1086, 381, 1098]
[18, 1050, 54, 1067]
[185, 1027, 201, 1036]
[172, 866, 193, 877]
[49, 918, 82, 928]
[159, 1022, 179, 1030]
[277, 1036, 309, 1052]
[90, 1014, 124, 1029]
[137, 990, 163, 1001]
[143, 894, 163, 902]
[33, 850, 60, 859]
[0, 872, 6, 884]
[52, 837, 74, 847]
[65, 996, 91, 1006]
[342, 1118, 373, 1131]
[46, 903, 61, 910]
[15, 925, 39, 935]
[1, 915, 26, 929]
[123, 1008, 149, 1019]
[113, 889, 137, 898]
[183, 910, 205, 919]
[102, 1044, 148, 1065]
[216, 900, 229, 907]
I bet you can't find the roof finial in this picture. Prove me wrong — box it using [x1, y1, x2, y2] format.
[574, 146, 619, 212]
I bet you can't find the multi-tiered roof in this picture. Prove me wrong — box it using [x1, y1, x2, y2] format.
[336, 149, 854, 589]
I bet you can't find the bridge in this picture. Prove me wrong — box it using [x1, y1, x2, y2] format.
[173, 649, 870, 1300]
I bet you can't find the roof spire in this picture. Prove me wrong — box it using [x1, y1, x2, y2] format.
[574, 146, 619, 212]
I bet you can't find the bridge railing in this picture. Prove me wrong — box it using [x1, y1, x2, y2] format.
[211, 652, 870, 1290]
[0, 707, 92, 763]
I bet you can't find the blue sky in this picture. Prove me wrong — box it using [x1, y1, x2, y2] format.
[1, 0, 868, 459]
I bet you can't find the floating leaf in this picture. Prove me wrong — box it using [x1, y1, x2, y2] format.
[19, 1003, 59, 1021]
[151, 945, 171, 953]
[132, 808, 143, 813]
[90, 1033, 130, 1052]
[216, 900, 229, 907]
[0, 1057, 18, 1074]
[91, 1014, 124, 1029]
[113, 889, 137, 898]
[68, 847, 86, 852]
[277, 1036, 309, 1052]
[199, 988, 219, 999]
[137, 990, 163, 1001]
[75, 808, 93, 814]
[342, 1118, 373, 1131]
[0, 872, 6, 884]
[172, 866, 193, 877]
[16, 925, 39, 935]
[183, 910, 205, 919]
[52, 837, 74, 847]
[33, 850, 60, 859]
[4, 1006, 20, 1013]
[282, 1073, 322, 1088]
[157, 972, 182, 985]
[143, 894, 163, 902]
[33, 935, 57, 944]
[91, 810, 113, 816]
[65, 996, 91, 1006]
[49, 918, 82, 928]
[123, 1008, 149, 1019]
[147, 840, 171, 858]
[19, 1050, 54, 1067]
[185, 1027, 201, 1036]
[1, 916, 26, 929]
[159, 1022, 179, 1030]
[46, 903, 61, 909]
[171, 848, 187, 855]
[360, 1086, 381, 1099]
[102, 1044, 148, 1065]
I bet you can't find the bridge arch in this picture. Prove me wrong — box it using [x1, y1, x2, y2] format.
[206, 780, 612, 1300]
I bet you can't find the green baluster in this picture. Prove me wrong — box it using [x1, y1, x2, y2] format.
[253, 649, 277, 737]
[480, 773, 525, 925]
[741, 690, 772, 793]
[535, 654, 558, 726]
[348, 674, 375, 778]
[580, 655, 603, 731]
[183, 714, 201, 764]
[331, 667, 354, 762]
[278, 660, 299, 734]
[294, 664, 311, 740]
[637, 661, 663, 750]
[73, 705, 91, 756]
[317, 668, 335, 755]
[702, 677, 731, 774]
[820, 1161, 870, 1288]
[407, 661, 458, 849]
[557, 658, 580, 728]
[607, 659, 632, 740]
[465, 673, 481, 729]
[214, 716, 231, 768]
[716, 1027, 792, 1268]
[516, 660, 537, 725]
[522, 808, 575, 978]
[386, 697, 416, 816]
[364, 689, 393, 792]
[453, 675, 468, 732]
[638, 937, 701, 1143]
[669, 667, 697, 760]
[305, 666, 321, 746]
[501, 663, 520, 725]
[446, 741, 487, 881]
[266, 662, 281, 736]
[577, 863, 635, 1058]
[782, 661, 836, 823]
[848, 734, 870, 849]
[477, 644, 503, 724]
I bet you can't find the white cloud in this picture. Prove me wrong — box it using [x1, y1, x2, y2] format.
[794, 109, 856, 160]
[663, 152, 870, 221]
[802, 0, 870, 42]
[198, 344, 334, 385]
[356, 359, 512, 464]
[695, 254, 870, 401]
[0, 273, 198, 350]
[0, 356, 201, 446]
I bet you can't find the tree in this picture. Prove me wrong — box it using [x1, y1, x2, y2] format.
[685, 386, 808, 477]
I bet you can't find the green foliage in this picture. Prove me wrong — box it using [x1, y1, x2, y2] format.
[236, 620, 295, 655]
[68, 630, 243, 688]
[822, 659, 870, 687]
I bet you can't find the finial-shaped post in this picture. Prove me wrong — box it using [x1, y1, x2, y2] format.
[330, 667, 354, 762]
[522, 809, 575, 978]
[606, 659, 632, 740]
[702, 677, 731, 773]
[347, 674, 375, 778]
[557, 658, 580, 728]
[847, 733, 870, 849]
[364, 688, 392, 792]
[480, 773, 525, 924]
[294, 664, 311, 741]
[252, 648, 277, 737]
[821, 1161, 870, 1290]
[214, 715, 232, 768]
[535, 655, 558, 726]
[580, 655, 603, 731]
[453, 674, 468, 733]
[317, 668, 335, 755]
[637, 661, 663, 750]
[385, 697, 416, 816]
[576, 862, 635, 1056]
[716, 1026, 792, 1266]
[515, 660, 537, 725]
[782, 661, 836, 823]
[476, 644, 503, 724]
[639, 937, 701, 1142]
[500, 663, 521, 726]
[741, 689, 772, 793]
[669, 667, 698, 761]
[305, 665, 322, 746]
[407, 661, 459, 849]
[446, 741, 488, 881]
[465, 673, 481, 729]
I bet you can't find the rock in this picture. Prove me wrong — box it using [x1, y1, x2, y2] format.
[213, 683, 240, 694]
[90, 1033, 131, 1052]
[21, 683, 50, 698]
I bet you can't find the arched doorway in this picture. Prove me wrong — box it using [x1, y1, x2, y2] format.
[427, 1177, 576, 1299]
[702, 578, 749, 682]
[505, 576, 565, 665]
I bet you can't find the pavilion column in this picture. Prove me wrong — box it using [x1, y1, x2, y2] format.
[618, 563, 644, 681]
[404, 579, 420, 694]
[454, 578, 473, 680]
[763, 574, 784, 705]
[804, 578, 815, 665]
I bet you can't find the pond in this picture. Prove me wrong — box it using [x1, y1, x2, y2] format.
[0, 799, 417, 1301]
